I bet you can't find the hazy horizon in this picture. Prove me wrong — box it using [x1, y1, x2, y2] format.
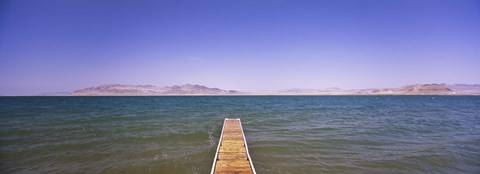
[1, 0, 479, 95]
[3, 82, 480, 96]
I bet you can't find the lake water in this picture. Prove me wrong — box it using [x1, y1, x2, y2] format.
[0, 96, 479, 173]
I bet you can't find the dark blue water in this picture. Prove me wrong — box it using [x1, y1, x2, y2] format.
[0, 96, 479, 173]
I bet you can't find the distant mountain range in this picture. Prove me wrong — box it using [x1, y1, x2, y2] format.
[276, 84, 480, 95]
[69, 83, 480, 96]
[71, 84, 240, 96]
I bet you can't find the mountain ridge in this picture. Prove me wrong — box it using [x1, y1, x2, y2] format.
[71, 84, 240, 96]
[68, 83, 480, 96]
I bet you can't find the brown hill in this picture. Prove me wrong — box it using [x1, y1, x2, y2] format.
[396, 84, 452, 94]
[370, 84, 453, 95]
[71, 84, 239, 96]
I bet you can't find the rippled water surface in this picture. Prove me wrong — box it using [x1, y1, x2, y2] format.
[0, 96, 479, 173]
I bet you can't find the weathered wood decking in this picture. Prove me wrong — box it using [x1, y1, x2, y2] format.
[211, 118, 256, 174]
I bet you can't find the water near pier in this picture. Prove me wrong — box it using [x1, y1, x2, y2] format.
[1, 96, 479, 173]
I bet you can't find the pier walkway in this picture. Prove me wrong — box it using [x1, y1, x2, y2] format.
[211, 118, 256, 174]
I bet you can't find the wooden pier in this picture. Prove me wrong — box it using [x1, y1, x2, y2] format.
[211, 118, 256, 174]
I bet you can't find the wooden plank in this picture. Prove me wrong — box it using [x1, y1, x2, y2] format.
[211, 118, 256, 174]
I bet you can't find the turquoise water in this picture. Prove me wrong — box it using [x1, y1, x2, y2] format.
[0, 96, 479, 173]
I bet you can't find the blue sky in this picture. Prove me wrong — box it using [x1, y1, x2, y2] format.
[1, 0, 479, 95]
